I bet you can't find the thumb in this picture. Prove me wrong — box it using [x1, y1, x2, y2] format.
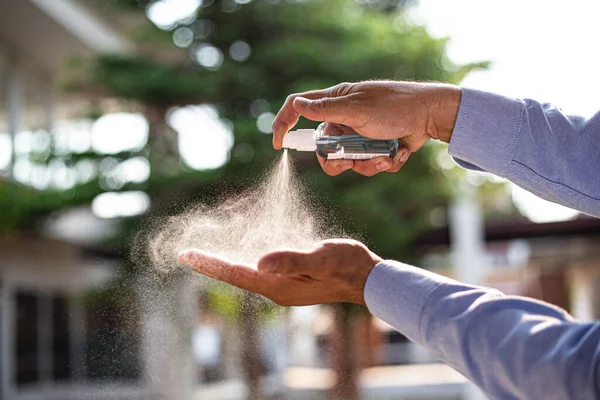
[258, 248, 317, 275]
[293, 96, 360, 126]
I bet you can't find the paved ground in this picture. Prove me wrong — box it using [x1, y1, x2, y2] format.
[199, 363, 472, 400]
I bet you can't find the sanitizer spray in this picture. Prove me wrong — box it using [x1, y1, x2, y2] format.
[282, 122, 399, 160]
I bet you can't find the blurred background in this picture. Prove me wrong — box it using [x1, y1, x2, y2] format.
[1, 0, 599, 399]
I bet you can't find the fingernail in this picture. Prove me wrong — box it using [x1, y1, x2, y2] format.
[399, 148, 411, 163]
[376, 161, 391, 171]
[178, 250, 193, 264]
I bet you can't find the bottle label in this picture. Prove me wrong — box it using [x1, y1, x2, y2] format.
[327, 153, 387, 160]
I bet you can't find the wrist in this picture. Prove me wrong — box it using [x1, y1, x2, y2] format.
[426, 84, 462, 144]
[355, 253, 381, 306]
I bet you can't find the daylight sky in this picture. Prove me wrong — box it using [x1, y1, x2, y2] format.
[413, 0, 600, 222]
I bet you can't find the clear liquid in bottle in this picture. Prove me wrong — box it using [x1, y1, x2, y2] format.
[283, 122, 399, 160]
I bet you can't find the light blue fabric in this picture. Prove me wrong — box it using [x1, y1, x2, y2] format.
[449, 88, 600, 217]
[364, 88, 600, 400]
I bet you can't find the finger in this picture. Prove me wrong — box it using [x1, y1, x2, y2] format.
[386, 147, 411, 173]
[352, 156, 393, 176]
[322, 122, 349, 136]
[317, 154, 354, 176]
[293, 96, 363, 127]
[178, 249, 279, 295]
[258, 248, 322, 275]
[272, 87, 335, 150]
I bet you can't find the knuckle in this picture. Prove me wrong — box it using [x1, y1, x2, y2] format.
[272, 119, 284, 130]
[334, 82, 353, 96]
[285, 93, 298, 104]
[310, 98, 325, 111]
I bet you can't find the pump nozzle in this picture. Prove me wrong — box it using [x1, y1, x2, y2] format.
[282, 129, 317, 152]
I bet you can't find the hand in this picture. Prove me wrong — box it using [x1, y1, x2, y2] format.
[178, 239, 382, 306]
[272, 81, 461, 176]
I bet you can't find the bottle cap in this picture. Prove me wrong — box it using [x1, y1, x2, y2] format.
[282, 129, 317, 152]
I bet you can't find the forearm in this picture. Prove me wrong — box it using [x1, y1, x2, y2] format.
[446, 88, 600, 217]
[365, 261, 600, 400]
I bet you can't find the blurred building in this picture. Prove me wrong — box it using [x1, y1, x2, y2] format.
[0, 1, 147, 399]
[418, 214, 600, 321]
[0, 0, 132, 178]
[0, 2, 286, 399]
[0, 235, 151, 400]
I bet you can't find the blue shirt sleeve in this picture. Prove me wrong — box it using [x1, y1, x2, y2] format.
[364, 261, 600, 400]
[364, 89, 600, 398]
[448, 88, 600, 217]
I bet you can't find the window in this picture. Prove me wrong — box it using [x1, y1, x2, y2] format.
[15, 292, 39, 385]
[15, 291, 74, 387]
[52, 296, 71, 381]
[12, 287, 142, 390]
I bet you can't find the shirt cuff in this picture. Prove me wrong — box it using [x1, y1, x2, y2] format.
[364, 260, 450, 344]
[448, 88, 526, 177]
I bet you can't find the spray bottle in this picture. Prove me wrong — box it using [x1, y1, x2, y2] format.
[282, 122, 399, 160]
